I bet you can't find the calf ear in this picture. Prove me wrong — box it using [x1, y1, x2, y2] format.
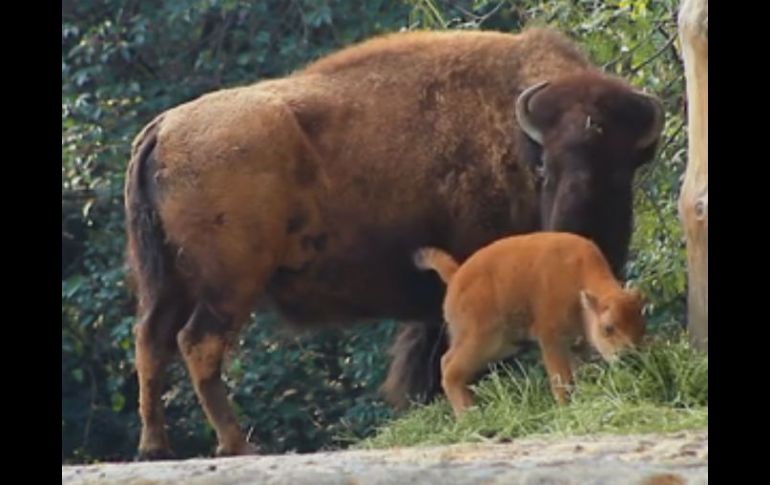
[628, 287, 646, 307]
[580, 290, 600, 317]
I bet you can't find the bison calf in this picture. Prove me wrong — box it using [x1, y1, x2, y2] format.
[414, 232, 646, 417]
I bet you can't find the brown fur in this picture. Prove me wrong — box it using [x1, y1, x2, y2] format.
[415, 232, 646, 417]
[125, 28, 663, 457]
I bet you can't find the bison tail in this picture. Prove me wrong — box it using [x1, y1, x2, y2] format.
[124, 115, 172, 315]
[413, 247, 460, 285]
[381, 319, 448, 410]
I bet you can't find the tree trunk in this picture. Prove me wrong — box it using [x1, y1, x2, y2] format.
[678, 0, 708, 351]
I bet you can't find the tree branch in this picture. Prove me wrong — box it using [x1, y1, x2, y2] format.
[631, 33, 677, 74]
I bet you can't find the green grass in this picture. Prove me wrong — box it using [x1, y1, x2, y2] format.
[354, 330, 707, 449]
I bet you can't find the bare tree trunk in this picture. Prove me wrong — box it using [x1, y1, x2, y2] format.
[678, 0, 708, 351]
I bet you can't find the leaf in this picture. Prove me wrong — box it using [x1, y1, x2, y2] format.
[111, 392, 126, 412]
[72, 368, 84, 383]
[82, 199, 96, 219]
[63, 275, 85, 299]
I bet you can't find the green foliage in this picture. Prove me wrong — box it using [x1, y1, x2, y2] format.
[63, 0, 692, 463]
[358, 332, 707, 449]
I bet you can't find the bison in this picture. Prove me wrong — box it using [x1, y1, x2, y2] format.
[125, 27, 664, 459]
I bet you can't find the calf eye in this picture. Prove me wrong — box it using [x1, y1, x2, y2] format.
[602, 324, 615, 336]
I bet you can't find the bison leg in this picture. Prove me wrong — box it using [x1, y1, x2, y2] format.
[177, 295, 259, 457]
[381, 319, 447, 409]
[135, 295, 191, 460]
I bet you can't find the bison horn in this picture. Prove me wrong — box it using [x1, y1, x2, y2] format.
[634, 90, 665, 149]
[516, 81, 550, 145]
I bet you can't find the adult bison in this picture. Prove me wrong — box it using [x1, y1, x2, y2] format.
[125, 27, 664, 458]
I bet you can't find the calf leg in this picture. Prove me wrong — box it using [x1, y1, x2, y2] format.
[441, 323, 506, 418]
[538, 332, 575, 405]
[440, 347, 476, 417]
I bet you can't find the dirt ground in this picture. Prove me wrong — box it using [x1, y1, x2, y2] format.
[62, 429, 707, 485]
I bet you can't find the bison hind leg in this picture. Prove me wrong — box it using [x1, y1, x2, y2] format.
[134, 289, 193, 461]
[176, 273, 271, 456]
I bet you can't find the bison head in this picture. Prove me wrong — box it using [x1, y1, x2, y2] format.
[515, 73, 665, 276]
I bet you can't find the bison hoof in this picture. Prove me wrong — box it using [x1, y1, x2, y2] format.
[215, 442, 260, 457]
[135, 448, 175, 461]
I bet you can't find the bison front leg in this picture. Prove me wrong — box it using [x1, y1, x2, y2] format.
[177, 302, 258, 457]
[381, 319, 447, 409]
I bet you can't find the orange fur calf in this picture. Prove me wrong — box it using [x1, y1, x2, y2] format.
[414, 232, 646, 417]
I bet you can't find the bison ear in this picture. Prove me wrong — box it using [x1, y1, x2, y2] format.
[631, 91, 665, 151]
[609, 90, 665, 166]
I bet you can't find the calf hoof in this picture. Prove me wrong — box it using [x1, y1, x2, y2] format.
[215, 442, 260, 457]
[135, 448, 175, 461]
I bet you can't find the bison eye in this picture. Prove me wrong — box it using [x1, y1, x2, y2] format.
[602, 324, 615, 337]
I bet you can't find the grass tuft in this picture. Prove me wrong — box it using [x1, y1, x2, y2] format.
[354, 330, 707, 449]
